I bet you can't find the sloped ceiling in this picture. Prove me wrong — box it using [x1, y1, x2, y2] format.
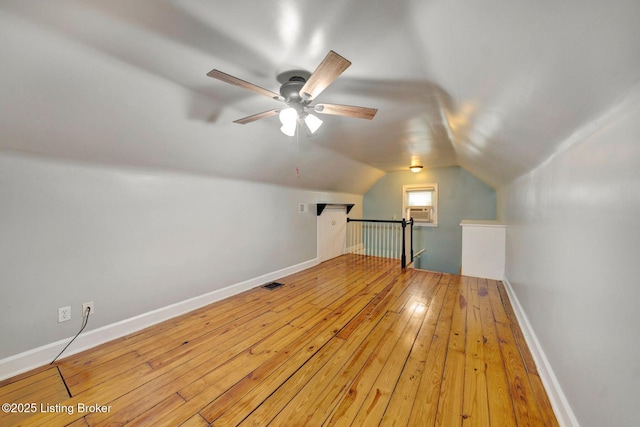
[1, 0, 639, 193]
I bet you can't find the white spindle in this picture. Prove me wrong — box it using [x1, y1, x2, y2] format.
[384, 224, 387, 258]
[373, 223, 376, 257]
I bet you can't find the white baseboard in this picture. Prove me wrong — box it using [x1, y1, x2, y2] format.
[0, 258, 318, 381]
[502, 276, 580, 427]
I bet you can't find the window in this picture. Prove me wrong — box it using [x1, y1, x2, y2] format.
[403, 184, 438, 226]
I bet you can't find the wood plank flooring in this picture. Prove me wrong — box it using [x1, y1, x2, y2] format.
[0, 254, 558, 426]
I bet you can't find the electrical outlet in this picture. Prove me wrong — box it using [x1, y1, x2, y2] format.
[58, 306, 71, 323]
[82, 301, 94, 317]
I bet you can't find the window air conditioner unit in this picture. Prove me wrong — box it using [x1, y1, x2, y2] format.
[408, 207, 432, 222]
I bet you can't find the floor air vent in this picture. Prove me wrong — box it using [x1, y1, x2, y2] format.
[262, 282, 284, 290]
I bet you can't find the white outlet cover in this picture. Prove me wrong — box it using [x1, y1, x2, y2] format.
[58, 306, 71, 323]
[82, 302, 94, 317]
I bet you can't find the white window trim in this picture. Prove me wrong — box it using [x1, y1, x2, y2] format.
[403, 183, 438, 227]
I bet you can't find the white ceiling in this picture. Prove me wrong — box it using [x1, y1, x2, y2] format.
[1, 0, 639, 193]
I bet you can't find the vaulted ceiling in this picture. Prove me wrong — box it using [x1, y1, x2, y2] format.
[1, 0, 639, 193]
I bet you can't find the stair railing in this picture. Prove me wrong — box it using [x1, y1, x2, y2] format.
[346, 218, 414, 268]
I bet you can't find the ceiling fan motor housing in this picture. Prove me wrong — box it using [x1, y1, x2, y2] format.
[279, 76, 307, 102]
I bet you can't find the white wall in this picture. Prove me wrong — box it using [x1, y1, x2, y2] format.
[502, 85, 640, 426]
[0, 152, 362, 361]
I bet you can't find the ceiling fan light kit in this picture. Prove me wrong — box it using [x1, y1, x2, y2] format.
[277, 107, 323, 137]
[304, 113, 323, 133]
[207, 50, 377, 137]
[279, 107, 298, 136]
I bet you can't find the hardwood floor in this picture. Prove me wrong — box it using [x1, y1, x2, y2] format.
[0, 255, 558, 426]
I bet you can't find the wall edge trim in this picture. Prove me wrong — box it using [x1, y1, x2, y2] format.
[0, 258, 319, 381]
[502, 275, 580, 427]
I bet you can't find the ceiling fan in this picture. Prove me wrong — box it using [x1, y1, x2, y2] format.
[207, 50, 377, 136]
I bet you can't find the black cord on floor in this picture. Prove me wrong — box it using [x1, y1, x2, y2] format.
[50, 307, 91, 365]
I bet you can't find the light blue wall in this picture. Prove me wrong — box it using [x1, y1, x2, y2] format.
[363, 167, 496, 273]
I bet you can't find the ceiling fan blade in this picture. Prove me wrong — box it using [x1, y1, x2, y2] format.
[233, 109, 280, 124]
[299, 51, 351, 101]
[207, 69, 282, 100]
[314, 103, 378, 120]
